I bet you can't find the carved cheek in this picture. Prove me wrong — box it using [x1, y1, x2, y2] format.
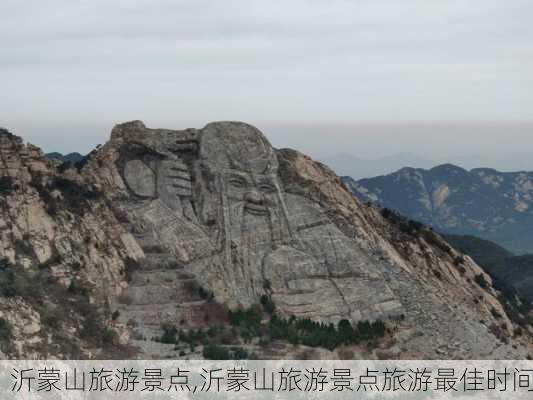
[263, 193, 278, 207]
[123, 159, 156, 198]
[225, 185, 247, 202]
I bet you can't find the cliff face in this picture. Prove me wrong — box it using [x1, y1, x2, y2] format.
[0, 128, 142, 358]
[343, 164, 533, 254]
[0, 124, 530, 359]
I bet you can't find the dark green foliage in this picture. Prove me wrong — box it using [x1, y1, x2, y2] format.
[160, 324, 178, 344]
[124, 257, 141, 282]
[0, 127, 13, 138]
[29, 172, 101, 216]
[474, 274, 489, 289]
[0, 176, 18, 195]
[197, 286, 214, 302]
[202, 344, 230, 360]
[445, 234, 513, 272]
[268, 315, 386, 351]
[68, 280, 90, 297]
[39, 305, 63, 329]
[380, 207, 453, 254]
[0, 317, 12, 352]
[45, 152, 84, 164]
[102, 328, 119, 345]
[423, 230, 451, 253]
[202, 344, 257, 360]
[228, 305, 263, 340]
[260, 295, 276, 314]
[74, 157, 89, 171]
[0, 258, 35, 298]
[174, 304, 387, 357]
[57, 161, 72, 173]
[445, 234, 533, 325]
[14, 236, 35, 258]
[182, 281, 215, 301]
[0, 317, 12, 342]
[0, 259, 115, 352]
[381, 208, 425, 236]
[454, 255, 465, 266]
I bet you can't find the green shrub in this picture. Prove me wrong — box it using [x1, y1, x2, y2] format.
[160, 324, 178, 344]
[268, 315, 386, 351]
[229, 305, 262, 330]
[0, 176, 18, 195]
[198, 286, 214, 302]
[124, 257, 141, 282]
[474, 274, 489, 289]
[202, 344, 256, 360]
[203, 344, 230, 360]
[102, 328, 119, 345]
[0, 259, 35, 298]
[29, 173, 101, 216]
[260, 295, 276, 314]
[0, 317, 12, 341]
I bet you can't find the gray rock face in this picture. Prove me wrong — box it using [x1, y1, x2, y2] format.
[1, 123, 530, 359]
[110, 121, 402, 323]
[88, 121, 529, 359]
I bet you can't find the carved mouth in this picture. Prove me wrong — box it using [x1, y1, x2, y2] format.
[244, 203, 269, 215]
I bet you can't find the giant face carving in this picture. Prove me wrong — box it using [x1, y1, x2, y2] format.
[224, 170, 278, 217]
[199, 122, 292, 257]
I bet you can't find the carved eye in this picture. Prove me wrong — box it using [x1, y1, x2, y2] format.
[229, 177, 247, 189]
[258, 183, 276, 193]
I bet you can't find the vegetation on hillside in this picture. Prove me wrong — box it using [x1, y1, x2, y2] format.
[445, 234, 533, 327]
[0, 257, 122, 357]
[157, 299, 388, 359]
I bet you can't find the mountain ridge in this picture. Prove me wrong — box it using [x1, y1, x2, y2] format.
[0, 124, 530, 359]
[343, 164, 533, 254]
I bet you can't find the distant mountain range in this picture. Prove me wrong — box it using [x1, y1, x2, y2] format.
[45, 152, 84, 163]
[319, 153, 434, 180]
[343, 164, 533, 254]
[322, 152, 533, 180]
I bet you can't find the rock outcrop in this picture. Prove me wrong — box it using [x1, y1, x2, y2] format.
[0, 124, 531, 359]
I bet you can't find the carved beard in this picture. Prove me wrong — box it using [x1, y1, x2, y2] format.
[228, 201, 274, 255]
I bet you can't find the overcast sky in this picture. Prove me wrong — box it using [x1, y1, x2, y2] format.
[1, 0, 532, 166]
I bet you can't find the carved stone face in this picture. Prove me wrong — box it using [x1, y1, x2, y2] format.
[199, 122, 291, 249]
[224, 170, 278, 217]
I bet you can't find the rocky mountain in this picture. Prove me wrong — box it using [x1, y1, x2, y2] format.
[0, 124, 531, 360]
[343, 164, 533, 254]
[45, 152, 85, 163]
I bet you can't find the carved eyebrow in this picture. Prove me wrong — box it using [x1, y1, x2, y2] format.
[255, 176, 276, 185]
[225, 173, 250, 187]
[224, 170, 250, 179]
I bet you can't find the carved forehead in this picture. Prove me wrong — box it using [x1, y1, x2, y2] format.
[199, 122, 278, 174]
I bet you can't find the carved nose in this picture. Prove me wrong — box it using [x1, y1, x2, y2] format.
[245, 190, 263, 204]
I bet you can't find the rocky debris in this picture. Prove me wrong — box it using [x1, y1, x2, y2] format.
[0, 123, 531, 359]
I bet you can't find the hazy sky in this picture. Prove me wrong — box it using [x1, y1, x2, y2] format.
[1, 0, 532, 164]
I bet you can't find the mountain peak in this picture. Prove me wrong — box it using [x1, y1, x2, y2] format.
[348, 165, 533, 255]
